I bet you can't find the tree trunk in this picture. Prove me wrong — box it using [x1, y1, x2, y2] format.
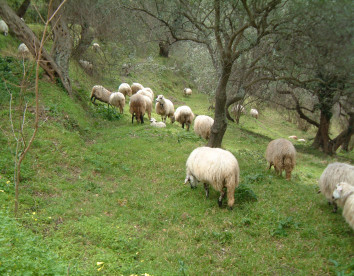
[0, 0, 72, 95]
[332, 112, 354, 152]
[207, 61, 233, 148]
[50, 0, 72, 91]
[17, 0, 31, 18]
[71, 23, 94, 59]
[159, 41, 170, 58]
[312, 111, 332, 154]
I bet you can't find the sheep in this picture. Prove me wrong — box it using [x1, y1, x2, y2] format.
[131, 83, 144, 94]
[118, 83, 132, 97]
[288, 135, 298, 140]
[184, 146, 240, 209]
[174, 105, 194, 131]
[155, 95, 175, 123]
[129, 93, 146, 124]
[0, 20, 8, 36]
[298, 138, 306, 142]
[109, 92, 125, 114]
[92, 43, 101, 52]
[332, 182, 354, 230]
[183, 88, 192, 96]
[231, 104, 245, 115]
[319, 162, 354, 212]
[79, 59, 93, 72]
[150, 118, 166, 128]
[18, 43, 30, 58]
[144, 87, 154, 101]
[90, 85, 112, 106]
[142, 95, 152, 120]
[194, 115, 214, 140]
[265, 138, 296, 180]
[250, 108, 259, 119]
[137, 88, 154, 102]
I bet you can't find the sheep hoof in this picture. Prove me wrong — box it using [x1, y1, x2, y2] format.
[228, 206, 233, 211]
[218, 200, 222, 208]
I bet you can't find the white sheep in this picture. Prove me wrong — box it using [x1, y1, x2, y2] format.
[143, 87, 154, 101]
[142, 95, 152, 120]
[231, 104, 245, 115]
[174, 105, 195, 131]
[265, 138, 296, 180]
[184, 146, 240, 209]
[92, 43, 101, 52]
[118, 83, 132, 97]
[0, 20, 8, 36]
[90, 85, 111, 106]
[155, 95, 175, 123]
[131, 83, 144, 94]
[332, 182, 354, 230]
[18, 43, 30, 58]
[137, 88, 154, 102]
[194, 115, 214, 140]
[129, 93, 146, 124]
[319, 162, 354, 212]
[109, 92, 125, 114]
[183, 88, 192, 96]
[150, 118, 166, 128]
[250, 108, 258, 119]
[298, 138, 306, 142]
[79, 59, 93, 71]
[288, 135, 298, 140]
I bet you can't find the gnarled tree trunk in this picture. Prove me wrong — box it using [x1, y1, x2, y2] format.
[0, 0, 72, 95]
[207, 60, 233, 148]
[71, 23, 94, 59]
[17, 0, 31, 18]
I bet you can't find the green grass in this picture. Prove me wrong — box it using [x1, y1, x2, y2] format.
[0, 34, 353, 276]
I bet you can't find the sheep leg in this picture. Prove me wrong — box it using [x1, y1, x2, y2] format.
[203, 183, 209, 198]
[332, 202, 338, 213]
[218, 189, 226, 208]
[140, 114, 144, 124]
[91, 96, 98, 105]
[227, 186, 235, 210]
[285, 170, 291, 180]
[182, 123, 185, 129]
[131, 114, 135, 124]
[268, 162, 273, 170]
[186, 124, 190, 131]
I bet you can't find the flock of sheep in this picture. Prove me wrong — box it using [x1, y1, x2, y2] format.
[90, 82, 353, 230]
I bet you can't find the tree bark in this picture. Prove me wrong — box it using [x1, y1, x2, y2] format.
[332, 112, 354, 152]
[71, 23, 94, 59]
[159, 41, 170, 58]
[50, 0, 72, 92]
[0, 0, 72, 95]
[16, 0, 31, 18]
[207, 60, 233, 148]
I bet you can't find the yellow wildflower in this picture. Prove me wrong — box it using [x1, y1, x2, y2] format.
[0, 190, 4, 193]
[96, 262, 104, 266]
[6, 181, 10, 184]
[97, 265, 104, 271]
[32, 212, 36, 215]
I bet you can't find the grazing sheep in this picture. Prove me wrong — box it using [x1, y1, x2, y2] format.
[150, 118, 166, 128]
[92, 43, 101, 52]
[91, 85, 112, 106]
[131, 83, 144, 94]
[129, 93, 146, 124]
[155, 95, 175, 123]
[174, 105, 195, 131]
[0, 20, 8, 36]
[319, 162, 354, 212]
[79, 59, 93, 71]
[184, 146, 240, 209]
[137, 88, 154, 101]
[183, 88, 192, 96]
[332, 182, 354, 230]
[194, 115, 214, 140]
[118, 83, 132, 97]
[141, 95, 152, 120]
[288, 135, 298, 140]
[298, 138, 306, 142]
[109, 92, 125, 114]
[265, 138, 296, 180]
[18, 43, 30, 58]
[250, 108, 259, 119]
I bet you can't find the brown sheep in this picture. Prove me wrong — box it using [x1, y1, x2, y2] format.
[265, 138, 296, 180]
[129, 94, 146, 124]
[91, 85, 112, 106]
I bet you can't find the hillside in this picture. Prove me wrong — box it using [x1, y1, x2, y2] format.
[0, 32, 353, 275]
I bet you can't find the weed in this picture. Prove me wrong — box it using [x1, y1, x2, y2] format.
[271, 216, 300, 237]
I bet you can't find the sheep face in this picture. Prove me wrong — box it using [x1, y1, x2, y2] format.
[332, 183, 344, 200]
[184, 175, 197, 189]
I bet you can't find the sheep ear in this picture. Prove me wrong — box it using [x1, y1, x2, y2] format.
[337, 185, 343, 191]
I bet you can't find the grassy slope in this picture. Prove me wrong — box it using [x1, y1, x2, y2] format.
[0, 33, 353, 275]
